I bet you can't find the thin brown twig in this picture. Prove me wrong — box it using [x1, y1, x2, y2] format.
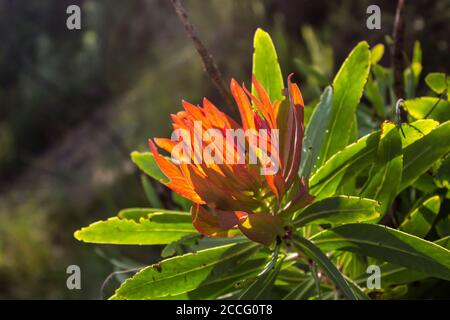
[170, 0, 236, 118]
[392, 0, 408, 122]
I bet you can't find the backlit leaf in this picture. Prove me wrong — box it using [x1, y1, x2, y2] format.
[113, 242, 259, 299]
[311, 223, 450, 280]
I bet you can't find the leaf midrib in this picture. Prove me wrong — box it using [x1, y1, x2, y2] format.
[294, 206, 375, 227]
[312, 236, 443, 263]
[116, 244, 258, 298]
[311, 146, 376, 193]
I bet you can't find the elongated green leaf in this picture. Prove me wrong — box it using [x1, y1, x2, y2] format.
[282, 279, 316, 300]
[372, 64, 389, 105]
[425, 73, 449, 94]
[300, 86, 333, 178]
[310, 120, 440, 199]
[337, 252, 367, 279]
[400, 121, 450, 191]
[140, 175, 163, 208]
[113, 242, 259, 299]
[342, 274, 370, 300]
[252, 28, 284, 103]
[404, 97, 450, 123]
[161, 234, 202, 258]
[399, 195, 441, 237]
[172, 192, 192, 211]
[361, 123, 402, 214]
[370, 44, 384, 65]
[361, 263, 424, 288]
[277, 264, 309, 284]
[365, 76, 385, 117]
[310, 131, 380, 198]
[158, 254, 270, 300]
[118, 208, 189, 221]
[354, 236, 450, 287]
[74, 212, 195, 245]
[317, 41, 371, 167]
[413, 173, 438, 193]
[412, 41, 422, 64]
[294, 58, 328, 86]
[404, 64, 422, 99]
[131, 151, 167, 182]
[403, 41, 422, 99]
[400, 119, 439, 148]
[238, 256, 284, 300]
[301, 25, 334, 78]
[437, 216, 450, 238]
[435, 155, 450, 189]
[293, 196, 380, 227]
[293, 236, 357, 300]
[311, 223, 450, 280]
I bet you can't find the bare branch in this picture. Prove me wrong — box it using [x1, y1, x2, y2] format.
[170, 0, 236, 117]
[392, 0, 408, 122]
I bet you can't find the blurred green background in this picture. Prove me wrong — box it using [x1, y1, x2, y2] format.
[0, 0, 448, 299]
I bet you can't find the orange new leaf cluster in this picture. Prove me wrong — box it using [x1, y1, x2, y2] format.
[149, 74, 314, 246]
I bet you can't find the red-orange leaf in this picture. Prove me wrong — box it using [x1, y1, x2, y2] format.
[238, 213, 284, 246]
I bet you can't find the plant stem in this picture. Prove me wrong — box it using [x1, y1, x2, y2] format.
[392, 0, 408, 122]
[170, 0, 236, 118]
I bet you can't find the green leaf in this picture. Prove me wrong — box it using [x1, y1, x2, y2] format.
[131, 151, 167, 182]
[277, 265, 309, 284]
[437, 217, 450, 238]
[74, 212, 195, 245]
[404, 97, 450, 123]
[238, 255, 284, 300]
[317, 41, 371, 167]
[293, 236, 357, 300]
[310, 131, 380, 198]
[362, 264, 424, 287]
[301, 25, 334, 77]
[399, 195, 441, 237]
[370, 44, 384, 65]
[425, 73, 449, 94]
[365, 76, 385, 117]
[282, 279, 316, 300]
[403, 41, 422, 99]
[372, 64, 390, 99]
[360, 123, 402, 214]
[355, 237, 450, 287]
[292, 196, 380, 227]
[436, 236, 450, 249]
[345, 278, 370, 300]
[252, 28, 284, 103]
[413, 173, 438, 193]
[113, 242, 259, 299]
[311, 223, 450, 280]
[404, 63, 422, 99]
[400, 119, 439, 148]
[435, 155, 450, 189]
[172, 192, 192, 211]
[294, 58, 328, 86]
[310, 120, 440, 199]
[171, 257, 268, 300]
[400, 121, 450, 191]
[337, 252, 367, 279]
[300, 86, 333, 178]
[412, 41, 422, 64]
[118, 208, 189, 221]
[153, 252, 270, 300]
[161, 234, 202, 258]
[140, 175, 163, 208]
